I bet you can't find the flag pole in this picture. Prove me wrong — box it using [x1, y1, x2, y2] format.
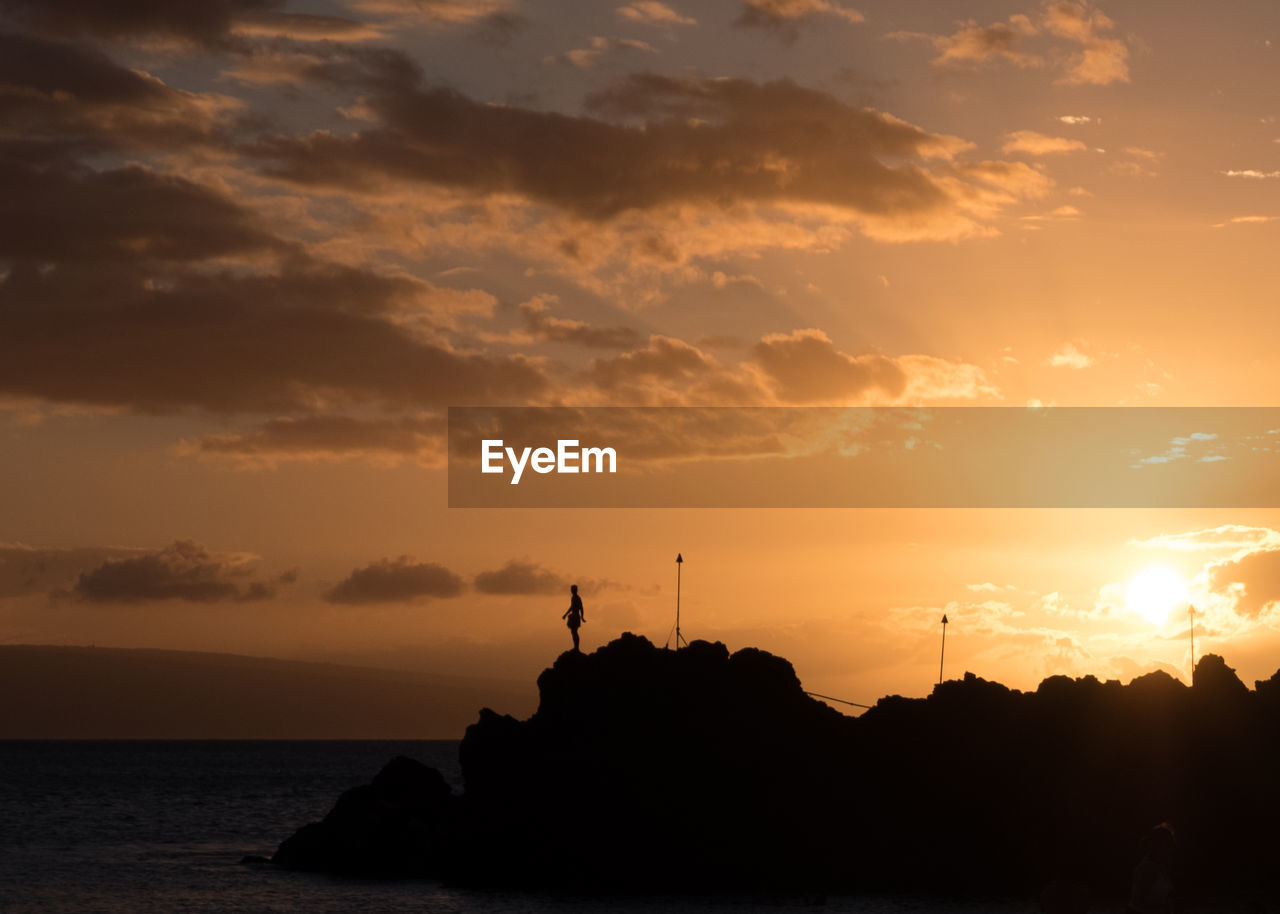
[938, 614, 948, 686]
[675, 553, 683, 650]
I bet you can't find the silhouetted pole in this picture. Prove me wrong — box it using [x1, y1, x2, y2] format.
[1189, 604, 1196, 684]
[938, 614, 948, 685]
[675, 553, 683, 651]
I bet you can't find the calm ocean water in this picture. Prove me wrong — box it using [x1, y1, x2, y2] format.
[0, 740, 1036, 914]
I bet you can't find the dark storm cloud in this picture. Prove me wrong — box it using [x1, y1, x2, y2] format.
[71, 540, 292, 603]
[0, 262, 548, 413]
[324, 557, 464, 604]
[245, 69, 966, 222]
[1, 0, 280, 45]
[1209, 548, 1280, 617]
[0, 161, 283, 263]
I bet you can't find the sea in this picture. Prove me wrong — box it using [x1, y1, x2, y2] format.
[0, 740, 1064, 913]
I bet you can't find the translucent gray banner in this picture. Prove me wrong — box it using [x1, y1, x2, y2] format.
[447, 407, 1280, 507]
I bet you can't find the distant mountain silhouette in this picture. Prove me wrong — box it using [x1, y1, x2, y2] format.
[265, 635, 1280, 906]
[0, 645, 531, 738]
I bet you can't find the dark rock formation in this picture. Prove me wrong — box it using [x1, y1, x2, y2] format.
[272, 755, 456, 877]
[264, 637, 1280, 905]
[451, 634, 854, 890]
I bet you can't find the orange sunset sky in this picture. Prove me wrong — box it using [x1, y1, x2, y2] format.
[3, 0, 1280, 713]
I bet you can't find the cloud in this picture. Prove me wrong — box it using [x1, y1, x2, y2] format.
[341, 0, 514, 28]
[1002, 130, 1087, 156]
[616, 1, 695, 27]
[545, 36, 659, 69]
[586, 335, 753, 403]
[1131, 525, 1280, 554]
[179, 413, 446, 467]
[71, 540, 292, 603]
[230, 11, 385, 41]
[751, 329, 994, 404]
[889, 599, 1023, 636]
[222, 48, 330, 87]
[1208, 548, 1280, 617]
[519, 296, 643, 349]
[0, 32, 237, 152]
[2, 0, 282, 45]
[0, 261, 546, 413]
[566, 328, 996, 407]
[1104, 146, 1162, 179]
[737, 0, 864, 40]
[1222, 170, 1280, 180]
[0, 43, 549, 420]
[891, 2, 1129, 86]
[1058, 115, 1093, 124]
[474, 560, 626, 597]
[1130, 432, 1224, 468]
[950, 159, 1056, 202]
[1046, 341, 1094, 369]
[0, 161, 282, 264]
[247, 71, 977, 228]
[325, 557, 464, 604]
[0, 543, 140, 598]
[1212, 215, 1280, 228]
[474, 560, 570, 596]
[1020, 204, 1082, 224]
[1042, 1, 1130, 85]
[889, 16, 1041, 70]
[228, 57, 1050, 264]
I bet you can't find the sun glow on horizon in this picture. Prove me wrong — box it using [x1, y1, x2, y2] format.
[1125, 565, 1189, 626]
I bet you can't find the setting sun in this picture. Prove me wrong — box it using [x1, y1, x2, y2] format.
[1125, 566, 1189, 626]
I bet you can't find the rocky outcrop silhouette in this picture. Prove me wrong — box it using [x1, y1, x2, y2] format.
[272, 755, 457, 877]
[265, 634, 1280, 904]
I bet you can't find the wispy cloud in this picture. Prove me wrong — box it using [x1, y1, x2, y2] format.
[544, 36, 659, 69]
[1130, 432, 1224, 468]
[1046, 341, 1095, 369]
[1212, 215, 1280, 228]
[616, 1, 696, 27]
[889, 2, 1130, 86]
[737, 0, 864, 41]
[1002, 130, 1088, 155]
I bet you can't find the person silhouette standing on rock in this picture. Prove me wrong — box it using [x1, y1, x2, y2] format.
[563, 584, 585, 652]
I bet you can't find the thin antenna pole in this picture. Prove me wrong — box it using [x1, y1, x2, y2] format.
[675, 553, 683, 651]
[1189, 603, 1195, 684]
[938, 614, 948, 686]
